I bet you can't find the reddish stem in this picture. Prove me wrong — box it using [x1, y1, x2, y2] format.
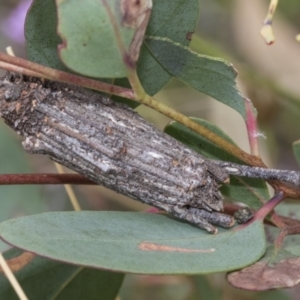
[0, 174, 94, 185]
[253, 191, 285, 221]
[270, 212, 286, 229]
[144, 207, 161, 214]
[0, 52, 135, 100]
[274, 224, 300, 249]
[2, 54, 300, 200]
[235, 191, 285, 231]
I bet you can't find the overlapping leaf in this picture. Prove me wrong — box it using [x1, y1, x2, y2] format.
[164, 117, 269, 209]
[56, 0, 152, 78]
[0, 212, 266, 274]
[25, 0, 199, 107]
[137, 0, 199, 95]
[25, 0, 69, 71]
[145, 36, 253, 119]
[0, 248, 123, 299]
[228, 204, 300, 290]
[0, 125, 47, 251]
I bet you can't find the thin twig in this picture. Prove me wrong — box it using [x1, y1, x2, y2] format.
[126, 68, 264, 166]
[260, 0, 278, 45]
[0, 52, 135, 99]
[0, 253, 28, 300]
[0, 52, 260, 166]
[0, 61, 44, 78]
[54, 163, 81, 211]
[212, 160, 300, 187]
[0, 174, 93, 185]
[2, 54, 300, 199]
[0, 48, 29, 300]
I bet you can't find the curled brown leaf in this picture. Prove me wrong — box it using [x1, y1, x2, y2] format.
[0, 252, 35, 273]
[121, 0, 152, 64]
[227, 256, 300, 290]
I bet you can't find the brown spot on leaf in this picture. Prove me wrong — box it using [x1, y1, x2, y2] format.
[121, 0, 152, 65]
[227, 256, 300, 290]
[139, 242, 215, 253]
[0, 252, 35, 273]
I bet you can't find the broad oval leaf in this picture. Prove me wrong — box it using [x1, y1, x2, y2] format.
[56, 0, 152, 78]
[164, 117, 269, 209]
[0, 212, 266, 274]
[25, 0, 139, 108]
[0, 248, 124, 299]
[25, 0, 69, 71]
[144, 36, 253, 119]
[25, 0, 199, 105]
[137, 0, 199, 95]
[0, 125, 47, 251]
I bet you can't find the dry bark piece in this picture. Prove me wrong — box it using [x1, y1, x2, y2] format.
[0, 73, 234, 234]
[2, 73, 300, 233]
[0, 252, 35, 273]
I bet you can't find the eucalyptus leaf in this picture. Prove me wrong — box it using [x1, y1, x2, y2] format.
[0, 124, 47, 251]
[227, 246, 298, 291]
[227, 236, 300, 291]
[25, 0, 200, 103]
[0, 211, 266, 274]
[164, 118, 269, 209]
[116, 0, 200, 103]
[0, 248, 124, 300]
[228, 203, 300, 291]
[56, 0, 152, 78]
[145, 36, 253, 119]
[137, 0, 199, 95]
[25, 0, 69, 71]
[25, 0, 138, 107]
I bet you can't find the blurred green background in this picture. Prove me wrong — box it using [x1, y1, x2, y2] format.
[1, 0, 300, 299]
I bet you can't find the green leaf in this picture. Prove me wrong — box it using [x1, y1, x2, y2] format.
[137, 0, 200, 95]
[0, 212, 266, 274]
[25, 0, 199, 99]
[24, 0, 199, 108]
[228, 204, 300, 291]
[164, 118, 269, 209]
[293, 139, 300, 166]
[56, 0, 152, 78]
[144, 36, 251, 119]
[0, 248, 124, 300]
[25, 0, 69, 71]
[227, 244, 300, 291]
[25, 0, 137, 108]
[0, 125, 47, 251]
